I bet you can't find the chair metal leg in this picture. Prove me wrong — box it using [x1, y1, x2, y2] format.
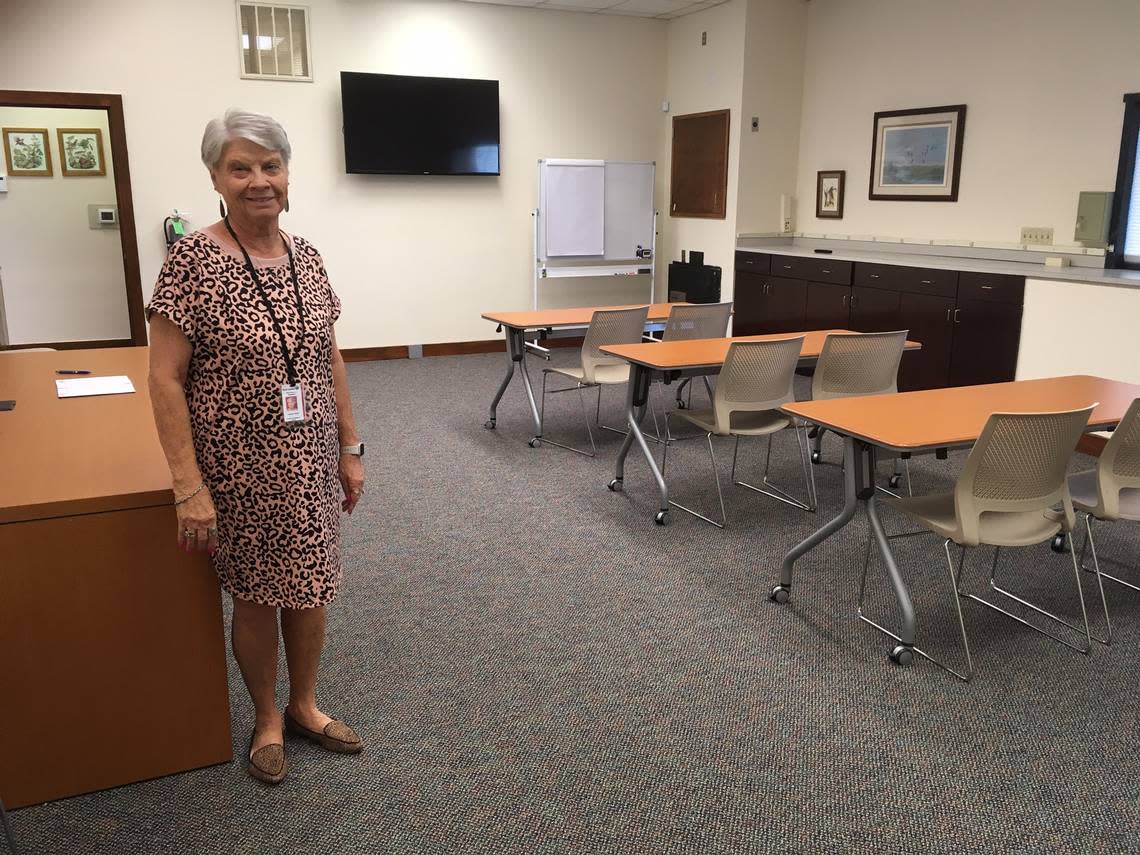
[729, 426, 817, 512]
[702, 375, 715, 405]
[960, 542, 1095, 654]
[597, 383, 664, 444]
[1076, 515, 1114, 645]
[856, 530, 974, 681]
[660, 417, 726, 528]
[535, 371, 597, 457]
[1081, 513, 1140, 593]
[0, 797, 19, 855]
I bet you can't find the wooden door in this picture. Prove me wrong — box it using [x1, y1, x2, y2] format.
[897, 292, 955, 391]
[804, 282, 851, 330]
[949, 299, 1024, 386]
[670, 109, 730, 218]
[849, 287, 900, 333]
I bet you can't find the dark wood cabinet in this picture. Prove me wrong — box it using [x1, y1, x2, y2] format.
[732, 272, 807, 335]
[948, 299, 1023, 387]
[670, 109, 730, 219]
[849, 286, 900, 332]
[896, 293, 955, 392]
[804, 282, 852, 330]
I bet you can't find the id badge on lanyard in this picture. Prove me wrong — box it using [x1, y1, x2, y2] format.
[281, 383, 306, 423]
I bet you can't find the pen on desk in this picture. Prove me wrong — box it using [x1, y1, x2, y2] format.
[55, 370, 92, 375]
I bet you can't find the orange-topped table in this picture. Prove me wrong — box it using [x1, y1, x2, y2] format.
[598, 331, 921, 525]
[0, 347, 232, 808]
[770, 374, 1140, 671]
[481, 303, 681, 440]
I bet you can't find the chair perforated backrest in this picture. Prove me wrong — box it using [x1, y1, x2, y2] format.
[712, 336, 804, 433]
[1095, 397, 1140, 519]
[580, 306, 650, 384]
[954, 406, 1095, 546]
[661, 302, 732, 342]
[811, 330, 908, 401]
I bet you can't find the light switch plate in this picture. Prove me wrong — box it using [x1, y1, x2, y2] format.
[0, 175, 7, 193]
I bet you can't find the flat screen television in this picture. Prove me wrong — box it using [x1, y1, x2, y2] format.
[341, 71, 500, 176]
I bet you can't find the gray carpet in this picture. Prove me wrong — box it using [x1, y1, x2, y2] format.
[10, 350, 1140, 854]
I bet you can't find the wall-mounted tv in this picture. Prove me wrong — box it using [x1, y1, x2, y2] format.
[341, 71, 500, 176]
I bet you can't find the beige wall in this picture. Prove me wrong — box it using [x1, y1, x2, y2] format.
[795, 0, 1140, 244]
[659, 0, 747, 306]
[0, 0, 667, 348]
[0, 107, 128, 344]
[735, 0, 806, 236]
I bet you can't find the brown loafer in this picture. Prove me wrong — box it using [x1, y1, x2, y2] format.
[247, 731, 287, 785]
[284, 706, 363, 754]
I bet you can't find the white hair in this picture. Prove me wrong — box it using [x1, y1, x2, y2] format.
[200, 108, 292, 170]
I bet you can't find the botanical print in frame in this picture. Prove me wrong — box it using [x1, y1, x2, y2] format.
[2, 127, 53, 176]
[816, 170, 845, 219]
[57, 128, 107, 176]
[869, 105, 966, 202]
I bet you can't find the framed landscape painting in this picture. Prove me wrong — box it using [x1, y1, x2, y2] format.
[3, 127, 53, 176]
[869, 105, 966, 201]
[58, 128, 106, 176]
[816, 170, 845, 218]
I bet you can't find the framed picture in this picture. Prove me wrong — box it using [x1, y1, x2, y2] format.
[869, 104, 966, 201]
[57, 128, 106, 176]
[816, 170, 845, 218]
[2, 127, 53, 176]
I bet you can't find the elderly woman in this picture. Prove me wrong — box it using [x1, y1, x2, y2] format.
[148, 109, 365, 785]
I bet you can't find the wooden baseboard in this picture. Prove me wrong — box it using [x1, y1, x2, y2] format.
[1, 338, 132, 351]
[341, 345, 409, 362]
[343, 336, 585, 362]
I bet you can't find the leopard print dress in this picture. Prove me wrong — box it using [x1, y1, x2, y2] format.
[148, 230, 343, 609]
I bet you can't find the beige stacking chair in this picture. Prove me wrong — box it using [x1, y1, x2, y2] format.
[660, 336, 814, 528]
[654, 302, 733, 427]
[1067, 397, 1140, 640]
[809, 330, 910, 491]
[537, 305, 649, 457]
[866, 405, 1097, 681]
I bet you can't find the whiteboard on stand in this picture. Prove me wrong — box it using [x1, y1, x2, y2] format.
[538, 159, 655, 262]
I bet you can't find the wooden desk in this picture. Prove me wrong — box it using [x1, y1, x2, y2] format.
[481, 303, 680, 440]
[598, 330, 921, 525]
[772, 374, 1140, 670]
[0, 348, 232, 808]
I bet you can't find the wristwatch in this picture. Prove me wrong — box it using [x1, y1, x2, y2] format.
[340, 443, 365, 457]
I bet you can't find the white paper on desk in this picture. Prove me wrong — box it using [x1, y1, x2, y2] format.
[55, 375, 136, 398]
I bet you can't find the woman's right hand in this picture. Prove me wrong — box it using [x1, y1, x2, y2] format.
[176, 485, 218, 554]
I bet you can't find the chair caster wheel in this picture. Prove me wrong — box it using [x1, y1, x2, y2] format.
[608, 478, 623, 492]
[654, 510, 670, 526]
[769, 585, 790, 604]
[810, 451, 822, 465]
[1051, 534, 1068, 553]
[528, 438, 541, 448]
[888, 645, 914, 666]
[484, 419, 496, 430]
[888, 474, 902, 489]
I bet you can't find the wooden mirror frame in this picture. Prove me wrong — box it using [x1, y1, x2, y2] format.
[0, 89, 145, 348]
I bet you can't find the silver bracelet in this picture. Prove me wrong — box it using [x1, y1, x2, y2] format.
[174, 482, 206, 505]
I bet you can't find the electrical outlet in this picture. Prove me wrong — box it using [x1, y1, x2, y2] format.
[1020, 226, 1054, 245]
[751, 117, 759, 132]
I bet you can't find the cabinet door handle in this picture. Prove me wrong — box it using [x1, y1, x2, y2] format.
[850, 295, 858, 308]
[953, 308, 961, 323]
[842, 294, 848, 307]
[921, 279, 933, 285]
[981, 284, 994, 290]
[822, 268, 831, 274]
[869, 273, 880, 279]
[946, 308, 951, 322]
[782, 264, 792, 270]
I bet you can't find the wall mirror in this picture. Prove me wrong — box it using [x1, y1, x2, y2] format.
[0, 90, 144, 349]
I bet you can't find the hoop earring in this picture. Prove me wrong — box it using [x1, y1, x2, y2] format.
[218, 197, 227, 218]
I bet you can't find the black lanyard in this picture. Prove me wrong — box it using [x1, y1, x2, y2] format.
[224, 217, 306, 385]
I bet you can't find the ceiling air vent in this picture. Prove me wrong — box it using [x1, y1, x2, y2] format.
[236, 2, 312, 82]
